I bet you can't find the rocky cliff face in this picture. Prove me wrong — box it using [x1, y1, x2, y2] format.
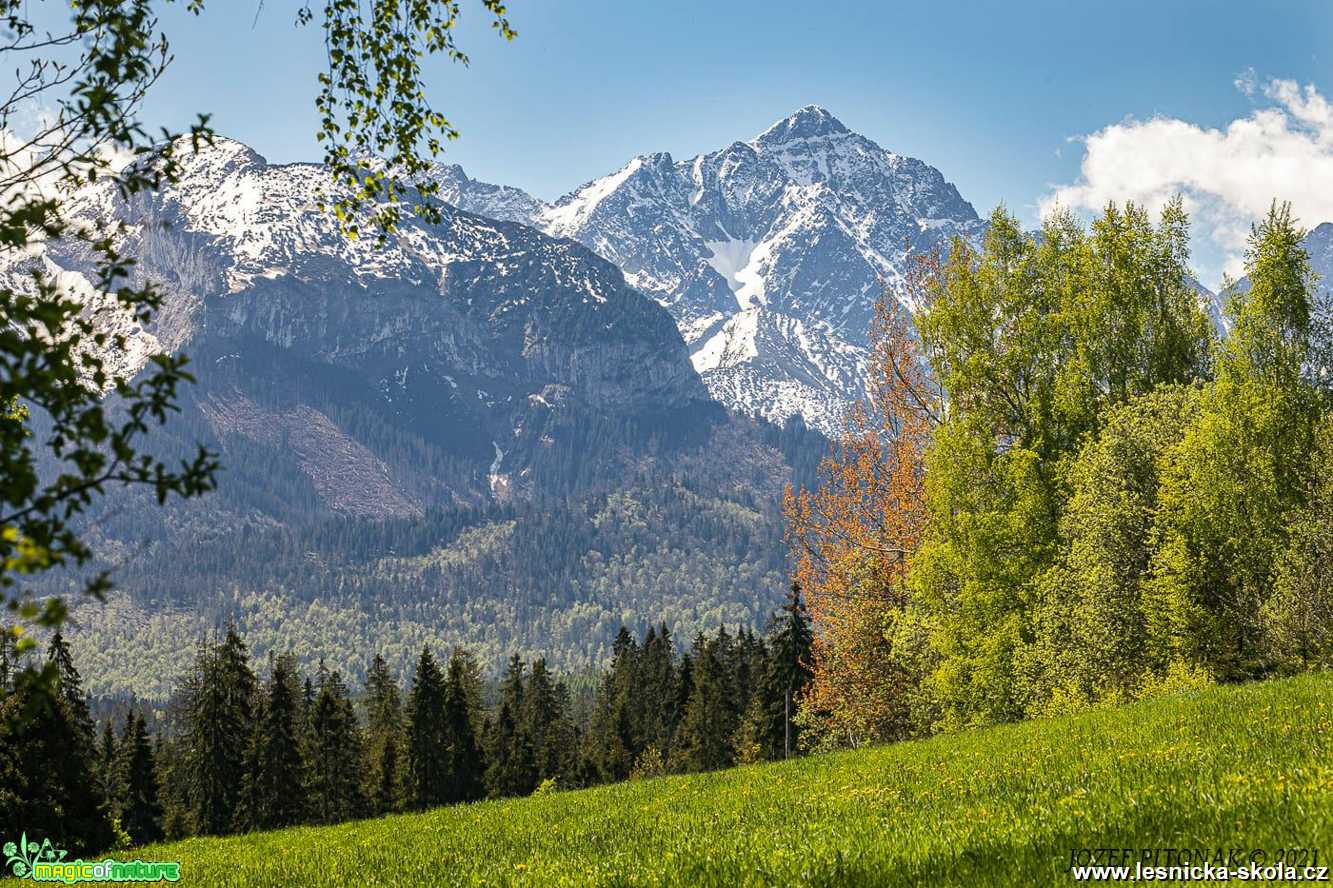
[79, 139, 705, 408]
[6, 137, 718, 515]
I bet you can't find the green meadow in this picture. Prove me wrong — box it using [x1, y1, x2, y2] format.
[102, 672, 1333, 887]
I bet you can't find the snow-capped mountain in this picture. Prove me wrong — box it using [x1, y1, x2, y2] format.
[2, 137, 719, 512]
[429, 163, 549, 228]
[432, 105, 987, 432]
[1299, 222, 1333, 301]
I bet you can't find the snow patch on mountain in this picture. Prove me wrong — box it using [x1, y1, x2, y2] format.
[692, 309, 760, 372]
[703, 238, 762, 309]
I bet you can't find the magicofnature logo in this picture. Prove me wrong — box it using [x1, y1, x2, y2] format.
[4, 833, 180, 883]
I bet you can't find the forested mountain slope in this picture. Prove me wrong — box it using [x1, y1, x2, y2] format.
[4, 139, 827, 696]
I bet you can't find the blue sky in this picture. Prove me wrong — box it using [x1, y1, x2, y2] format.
[125, 1, 1333, 283]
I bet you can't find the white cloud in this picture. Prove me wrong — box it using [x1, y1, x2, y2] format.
[1, 99, 138, 207]
[1042, 75, 1333, 288]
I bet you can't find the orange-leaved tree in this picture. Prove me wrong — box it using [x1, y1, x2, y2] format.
[784, 270, 941, 750]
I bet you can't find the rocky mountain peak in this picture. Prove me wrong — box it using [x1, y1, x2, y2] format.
[753, 105, 851, 146]
[391, 112, 988, 432]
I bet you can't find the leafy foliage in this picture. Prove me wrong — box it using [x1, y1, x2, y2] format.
[1260, 417, 1333, 672]
[1145, 205, 1320, 682]
[1023, 385, 1202, 709]
[300, 0, 516, 238]
[0, 0, 218, 679]
[785, 293, 937, 748]
[908, 201, 1215, 728]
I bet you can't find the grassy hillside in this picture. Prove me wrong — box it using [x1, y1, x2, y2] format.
[133, 673, 1332, 886]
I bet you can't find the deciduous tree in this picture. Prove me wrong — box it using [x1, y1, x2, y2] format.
[1146, 204, 1319, 681]
[786, 290, 937, 747]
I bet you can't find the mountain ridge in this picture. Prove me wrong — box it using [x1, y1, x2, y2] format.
[431, 105, 988, 432]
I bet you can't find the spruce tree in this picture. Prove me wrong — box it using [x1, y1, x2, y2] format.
[0, 648, 112, 853]
[234, 695, 264, 832]
[48, 633, 94, 750]
[733, 691, 767, 764]
[406, 647, 448, 809]
[442, 648, 485, 803]
[523, 657, 574, 785]
[673, 635, 738, 773]
[551, 679, 577, 779]
[726, 627, 757, 720]
[97, 720, 120, 812]
[583, 667, 632, 783]
[364, 653, 405, 814]
[115, 713, 163, 845]
[675, 649, 694, 721]
[638, 625, 678, 757]
[179, 628, 257, 835]
[769, 586, 814, 758]
[584, 630, 640, 782]
[155, 733, 192, 840]
[449, 647, 488, 739]
[486, 654, 537, 798]
[235, 653, 306, 831]
[306, 667, 366, 824]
